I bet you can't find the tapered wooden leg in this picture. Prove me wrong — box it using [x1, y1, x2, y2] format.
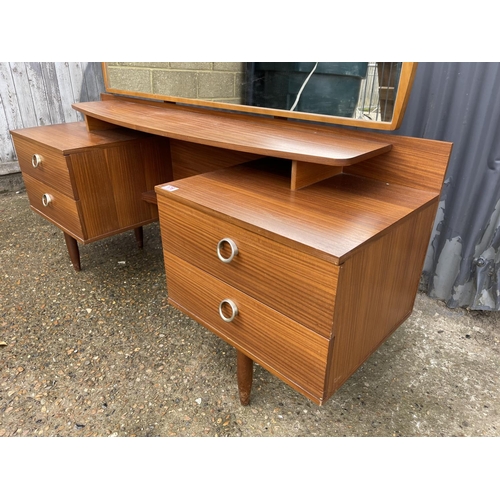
[237, 350, 253, 406]
[63, 232, 81, 272]
[134, 227, 144, 248]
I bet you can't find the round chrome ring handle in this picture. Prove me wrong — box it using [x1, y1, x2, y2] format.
[219, 299, 238, 323]
[41, 193, 53, 207]
[217, 238, 238, 263]
[32, 154, 43, 168]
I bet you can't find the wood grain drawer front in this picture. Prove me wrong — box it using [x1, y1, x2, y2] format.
[13, 136, 75, 198]
[165, 252, 330, 402]
[23, 175, 85, 240]
[159, 199, 338, 337]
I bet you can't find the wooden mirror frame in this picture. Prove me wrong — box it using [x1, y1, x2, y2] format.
[101, 62, 418, 131]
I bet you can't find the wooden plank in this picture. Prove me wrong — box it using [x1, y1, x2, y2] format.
[67, 62, 88, 123]
[0, 62, 24, 130]
[68, 62, 88, 105]
[291, 160, 343, 190]
[0, 92, 14, 163]
[83, 63, 105, 103]
[0, 62, 22, 162]
[54, 62, 80, 123]
[2, 62, 106, 165]
[73, 99, 393, 167]
[9, 63, 38, 128]
[40, 62, 65, 124]
[25, 63, 52, 127]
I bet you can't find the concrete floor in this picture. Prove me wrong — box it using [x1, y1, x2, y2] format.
[1, 186, 499, 438]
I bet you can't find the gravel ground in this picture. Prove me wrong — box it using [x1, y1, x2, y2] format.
[1, 188, 500, 438]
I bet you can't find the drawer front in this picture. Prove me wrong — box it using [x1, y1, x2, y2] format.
[159, 198, 338, 337]
[165, 252, 330, 402]
[23, 174, 85, 240]
[13, 136, 76, 198]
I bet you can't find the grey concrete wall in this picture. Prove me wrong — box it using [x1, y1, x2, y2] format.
[105, 62, 246, 104]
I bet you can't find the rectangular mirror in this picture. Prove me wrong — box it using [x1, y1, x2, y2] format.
[102, 62, 417, 130]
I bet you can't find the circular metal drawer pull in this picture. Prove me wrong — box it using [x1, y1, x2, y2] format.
[219, 299, 238, 323]
[217, 238, 238, 263]
[41, 193, 53, 207]
[32, 154, 43, 168]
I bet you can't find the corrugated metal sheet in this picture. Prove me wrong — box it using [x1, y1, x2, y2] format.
[392, 62, 500, 310]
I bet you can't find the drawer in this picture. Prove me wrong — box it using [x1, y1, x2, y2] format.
[13, 136, 76, 198]
[159, 198, 338, 337]
[164, 252, 330, 402]
[23, 174, 85, 240]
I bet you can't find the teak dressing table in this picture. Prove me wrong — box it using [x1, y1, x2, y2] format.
[11, 93, 452, 406]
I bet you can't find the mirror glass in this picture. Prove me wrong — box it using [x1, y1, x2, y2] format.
[102, 62, 417, 130]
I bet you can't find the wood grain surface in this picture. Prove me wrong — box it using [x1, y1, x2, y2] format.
[12, 135, 76, 198]
[22, 174, 85, 240]
[158, 196, 339, 337]
[170, 140, 262, 179]
[71, 136, 170, 240]
[12, 91, 452, 404]
[12, 123, 173, 246]
[165, 252, 330, 404]
[156, 161, 438, 264]
[326, 201, 440, 398]
[291, 160, 343, 190]
[157, 160, 446, 404]
[73, 99, 393, 167]
[344, 133, 452, 192]
[10, 121, 149, 155]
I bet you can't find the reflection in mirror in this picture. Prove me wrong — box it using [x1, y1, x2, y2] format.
[245, 62, 401, 123]
[102, 62, 416, 130]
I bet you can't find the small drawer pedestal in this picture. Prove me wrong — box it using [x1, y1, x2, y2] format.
[11, 122, 172, 270]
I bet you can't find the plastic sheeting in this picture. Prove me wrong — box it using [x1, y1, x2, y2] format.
[390, 62, 500, 310]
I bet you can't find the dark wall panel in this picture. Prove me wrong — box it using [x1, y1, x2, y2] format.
[393, 62, 500, 310]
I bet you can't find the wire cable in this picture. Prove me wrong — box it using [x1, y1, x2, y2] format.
[290, 62, 319, 111]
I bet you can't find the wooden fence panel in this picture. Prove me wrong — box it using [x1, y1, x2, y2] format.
[0, 62, 105, 165]
[25, 63, 53, 127]
[0, 91, 13, 163]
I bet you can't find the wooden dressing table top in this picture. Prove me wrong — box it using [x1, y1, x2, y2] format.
[156, 161, 438, 265]
[10, 121, 147, 155]
[73, 99, 392, 167]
